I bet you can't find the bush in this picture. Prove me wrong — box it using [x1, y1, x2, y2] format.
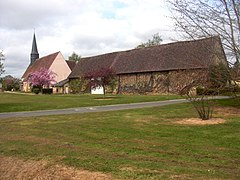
[42, 88, 53, 94]
[196, 87, 218, 95]
[196, 85, 240, 96]
[69, 79, 84, 94]
[32, 87, 41, 94]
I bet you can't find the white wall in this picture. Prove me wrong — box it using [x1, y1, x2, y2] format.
[91, 86, 104, 94]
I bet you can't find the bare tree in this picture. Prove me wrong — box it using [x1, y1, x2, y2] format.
[180, 63, 231, 120]
[167, 0, 240, 66]
[179, 70, 213, 120]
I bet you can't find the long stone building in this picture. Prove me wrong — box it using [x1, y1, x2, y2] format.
[68, 36, 227, 94]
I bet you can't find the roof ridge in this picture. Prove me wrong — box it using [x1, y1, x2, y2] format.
[132, 36, 219, 50]
[110, 52, 121, 69]
[80, 36, 219, 59]
[68, 36, 225, 78]
[37, 51, 59, 61]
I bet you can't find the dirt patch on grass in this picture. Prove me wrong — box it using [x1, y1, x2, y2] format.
[134, 116, 158, 123]
[214, 107, 240, 116]
[94, 98, 114, 100]
[175, 118, 226, 125]
[94, 96, 117, 101]
[175, 106, 239, 125]
[120, 166, 167, 174]
[0, 156, 112, 180]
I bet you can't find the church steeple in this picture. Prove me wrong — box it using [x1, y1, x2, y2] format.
[30, 33, 39, 65]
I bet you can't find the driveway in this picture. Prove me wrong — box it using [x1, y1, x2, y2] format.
[0, 96, 230, 119]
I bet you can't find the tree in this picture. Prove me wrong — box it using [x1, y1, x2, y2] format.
[28, 68, 56, 91]
[84, 68, 117, 95]
[68, 52, 81, 62]
[136, 33, 163, 48]
[179, 70, 213, 120]
[231, 64, 240, 83]
[168, 0, 240, 66]
[180, 63, 231, 120]
[69, 79, 84, 94]
[229, 65, 240, 99]
[2, 75, 21, 91]
[209, 62, 231, 89]
[0, 50, 5, 76]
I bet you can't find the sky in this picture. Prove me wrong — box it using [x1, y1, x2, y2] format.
[0, 0, 178, 78]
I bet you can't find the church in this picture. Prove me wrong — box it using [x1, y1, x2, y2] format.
[21, 34, 76, 93]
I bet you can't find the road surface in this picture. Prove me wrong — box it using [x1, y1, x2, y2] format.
[0, 99, 188, 119]
[0, 96, 230, 119]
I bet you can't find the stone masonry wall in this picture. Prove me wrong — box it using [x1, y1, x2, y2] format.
[118, 69, 207, 94]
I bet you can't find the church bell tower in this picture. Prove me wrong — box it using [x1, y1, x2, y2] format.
[30, 33, 39, 65]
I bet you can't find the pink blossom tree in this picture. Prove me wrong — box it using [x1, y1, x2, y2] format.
[84, 68, 117, 95]
[28, 68, 56, 90]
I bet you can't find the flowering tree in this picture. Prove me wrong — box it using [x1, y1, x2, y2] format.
[28, 68, 56, 89]
[84, 68, 117, 95]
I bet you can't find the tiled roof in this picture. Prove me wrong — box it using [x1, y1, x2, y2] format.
[66, 60, 77, 71]
[22, 52, 59, 80]
[68, 36, 227, 78]
[54, 78, 69, 87]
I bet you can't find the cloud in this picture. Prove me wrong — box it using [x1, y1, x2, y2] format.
[0, 0, 177, 78]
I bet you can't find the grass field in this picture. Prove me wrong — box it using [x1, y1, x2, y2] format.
[0, 98, 239, 179]
[0, 93, 181, 113]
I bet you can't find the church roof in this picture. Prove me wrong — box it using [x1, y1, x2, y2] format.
[69, 36, 227, 78]
[22, 51, 59, 80]
[54, 78, 69, 87]
[66, 60, 77, 71]
[30, 33, 39, 65]
[31, 33, 39, 55]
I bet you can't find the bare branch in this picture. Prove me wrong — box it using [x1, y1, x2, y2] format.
[167, 0, 240, 65]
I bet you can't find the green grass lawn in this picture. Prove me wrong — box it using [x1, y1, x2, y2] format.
[0, 93, 181, 113]
[0, 99, 239, 179]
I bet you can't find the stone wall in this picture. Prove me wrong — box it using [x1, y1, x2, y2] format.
[67, 69, 207, 95]
[117, 69, 207, 94]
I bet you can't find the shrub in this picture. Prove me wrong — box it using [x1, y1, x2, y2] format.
[32, 87, 41, 94]
[196, 87, 218, 95]
[42, 88, 53, 94]
[69, 79, 84, 94]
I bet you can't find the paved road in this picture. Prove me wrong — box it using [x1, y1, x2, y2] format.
[0, 96, 230, 119]
[0, 99, 188, 119]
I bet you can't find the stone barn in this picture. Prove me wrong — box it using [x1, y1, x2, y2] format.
[68, 36, 227, 94]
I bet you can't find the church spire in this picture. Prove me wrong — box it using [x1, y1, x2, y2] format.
[30, 33, 39, 65]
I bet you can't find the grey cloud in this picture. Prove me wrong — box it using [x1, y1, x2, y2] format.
[3, 54, 29, 78]
[0, 0, 87, 30]
[71, 34, 138, 57]
[0, 0, 176, 78]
